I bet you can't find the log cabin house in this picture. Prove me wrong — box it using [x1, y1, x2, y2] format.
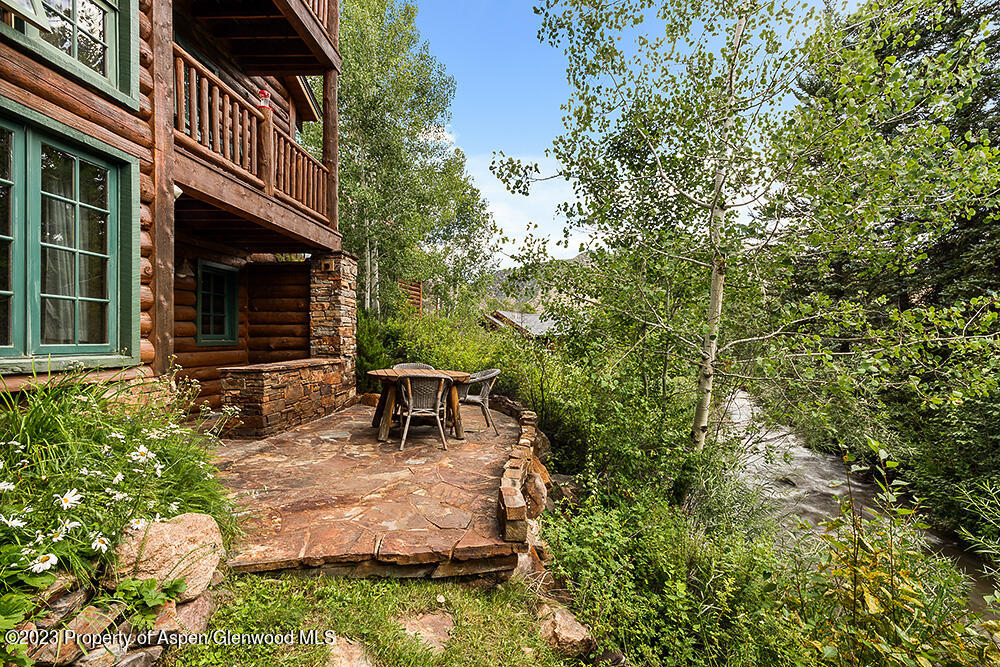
[0, 0, 358, 434]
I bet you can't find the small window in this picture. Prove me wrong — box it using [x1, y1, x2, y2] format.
[196, 261, 238, 346]
[37, 0, 117, 78]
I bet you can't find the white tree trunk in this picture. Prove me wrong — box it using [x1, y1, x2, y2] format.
[372, 238, 381, 317]
[689, 7, 747, 451]
[364, 235, 372, 312]
[690, 254, 726, 450]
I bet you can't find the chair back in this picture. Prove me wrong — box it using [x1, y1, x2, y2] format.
[394, 362, 434, 370]
[467, 369, 501, 400]
[399, 374, 451, 412]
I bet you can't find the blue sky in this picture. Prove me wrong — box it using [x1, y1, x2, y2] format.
[412, 1, 578, 263]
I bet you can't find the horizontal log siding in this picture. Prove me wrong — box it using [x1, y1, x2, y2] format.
[247, 263, 311, 364]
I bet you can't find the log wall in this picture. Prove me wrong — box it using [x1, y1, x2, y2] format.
[247, 263, 312, 365]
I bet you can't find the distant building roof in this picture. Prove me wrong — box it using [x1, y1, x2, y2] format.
[492, 310, 557, 337]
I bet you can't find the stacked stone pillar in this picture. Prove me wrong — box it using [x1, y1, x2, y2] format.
[310, 251, 358, 397]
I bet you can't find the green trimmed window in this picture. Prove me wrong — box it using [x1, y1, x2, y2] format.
[196, 261, 238, 346]
[37, 0, 118, 79]
[0, 0, 136, 105]
[0, 116, 129, 362]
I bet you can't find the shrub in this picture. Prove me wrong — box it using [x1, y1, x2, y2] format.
[543, 495, 809, 666]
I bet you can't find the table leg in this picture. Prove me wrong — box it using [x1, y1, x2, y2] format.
[372, 385, 390, 428]
[449, 385, 464, 440]
[377, 385, 397, 442]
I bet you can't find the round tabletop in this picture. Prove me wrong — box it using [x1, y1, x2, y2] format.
[367, 368, 471, 382]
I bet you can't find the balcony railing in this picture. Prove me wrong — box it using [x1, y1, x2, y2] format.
[173, 44, 330, 223]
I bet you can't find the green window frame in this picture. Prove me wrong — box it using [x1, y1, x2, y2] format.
[0, 0, 138, 108]
[196, 261, 239, 346]
[0, 109, 137, 372]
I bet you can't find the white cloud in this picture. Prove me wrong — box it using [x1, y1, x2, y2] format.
[465, 153, 584, 267]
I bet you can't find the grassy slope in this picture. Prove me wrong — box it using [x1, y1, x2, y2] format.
[167, 574, 570, 667]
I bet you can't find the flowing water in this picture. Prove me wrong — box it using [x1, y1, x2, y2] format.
[724, 391, 996, 613]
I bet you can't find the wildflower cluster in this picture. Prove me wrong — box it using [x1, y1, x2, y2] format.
[0, 370, 233, 636]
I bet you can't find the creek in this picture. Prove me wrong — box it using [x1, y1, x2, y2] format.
[725, 391, 996, 614]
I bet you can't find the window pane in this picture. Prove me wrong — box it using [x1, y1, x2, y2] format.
[41, 297, 74, 344]
[81, 208, 107, 253]
[77, 31, 106, 75]
[212, 315, 224, 336]
[0, 239, 9, 291]
[79, 161, 107, 209]
[0, 185, 10, 238]
[40, 12, 72, 55]
[0, 128, 10, 180]
[42, 0, 72, 19]
[41, 145, 75, 198]
[199, 311, 211, 335]
[0, 294, 8, 346]
[41, 195, 75, 247]
[41, 247, 75, 296]
[78, 0, 106, 41]
[79, 254, 106, 298]
[79, 300, 107, 343]
[211, 293, 224, 315]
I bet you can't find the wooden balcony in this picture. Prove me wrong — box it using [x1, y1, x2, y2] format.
[172, 44, 339, 252]
[188, 0, 340, 75]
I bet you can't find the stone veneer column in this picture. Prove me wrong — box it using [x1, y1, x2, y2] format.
[310, 251, 358, 392]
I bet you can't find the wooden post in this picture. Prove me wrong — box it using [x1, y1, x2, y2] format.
[150, 0, 175, 375]
[323, 0, 339, 229]
[322, 70, 338, 229]
[259, 105, 275, 196]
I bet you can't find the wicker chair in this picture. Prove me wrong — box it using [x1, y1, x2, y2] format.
[459, 369, 501, 435]
[397, 374, 452, 451]
[393, 362, 434, 370]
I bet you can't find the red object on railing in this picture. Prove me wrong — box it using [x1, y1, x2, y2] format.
[257, 90, 271, 110]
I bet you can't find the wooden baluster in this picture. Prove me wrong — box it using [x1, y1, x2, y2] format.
[188, 67, 198, 139]
[174, 57, 184, 130]
[232, 101, 241, 167]
[210, 86, 220, 152]
[199, 77, 209, 147]
[250, 117, 258, 177]
[222, 94, 231, 161]
[241, 109, 250, 171]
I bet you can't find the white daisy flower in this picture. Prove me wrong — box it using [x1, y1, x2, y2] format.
[129, 445, 156, 464]
[29, 553, 57, 573]
[53, 488, 83, 510]
[0, 514, 26, 528]
[126, 518, 148, 532]
[153, 463, 164, 477]
[167, 502, 179, 513]
[20, 547, 34, 556]
[57, 517, 81, 531]
[48, 527, 66, 543]
[111, 473, 124, 484]
[0, 481, 14, 492]
[31, 530, 44, 545]
[91, 534, 110, 553]
[108, 432, 126, 440]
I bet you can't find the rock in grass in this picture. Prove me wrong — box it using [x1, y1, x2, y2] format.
[537, 603, 595, 658]
[396, 611, 454, 654]
[106, 513, 223, 603]
[327, 637, 374, 666]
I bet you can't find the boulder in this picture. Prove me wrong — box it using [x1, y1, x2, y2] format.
[359, 393, 381, 407]
[525, 472, 547, 519]
[31, 603, 124, 665]
[534, 431, 552, 462]
[107, 513, 223, 603]
[175, 591, 216, 634]
[537, 603, 595, 658]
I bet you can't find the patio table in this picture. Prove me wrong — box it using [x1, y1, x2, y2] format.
[367, 368, 471, 442]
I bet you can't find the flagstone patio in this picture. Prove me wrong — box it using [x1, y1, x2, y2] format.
[216, 403, 524, 578]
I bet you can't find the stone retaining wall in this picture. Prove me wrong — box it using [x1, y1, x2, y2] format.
[220, 358, 355, 438]
[491, 396, 552, 544]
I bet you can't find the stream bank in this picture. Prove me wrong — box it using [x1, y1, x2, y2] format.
[725, 391, 996, 613]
